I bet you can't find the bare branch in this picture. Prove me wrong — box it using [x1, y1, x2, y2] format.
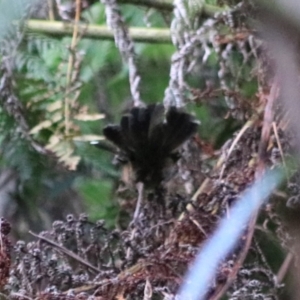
[25, 19, 171, 43]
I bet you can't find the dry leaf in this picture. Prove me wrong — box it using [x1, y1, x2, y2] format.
[46, 137, 81, 170]
[29, 120, 52, 134]
[74, 113, 105, 121]
[60, 155, 81, 171]
[45, 135, 61, 150]
[30, 113, 62, 134]
[72, 134, 105, 142]
[47, 101, 63, 112]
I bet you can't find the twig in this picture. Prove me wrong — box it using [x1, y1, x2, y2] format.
[219, 114, 258, 180]
[133, 182, 144, 221]
[29, 231, 100, 274]
[9, 293, 33, 300]
[256, 80, 279, 176]
[272, 121, 288, 175]
[208, 213, 258, 300]
[189, 217, 207, 237]
[276, 252, 293, 284]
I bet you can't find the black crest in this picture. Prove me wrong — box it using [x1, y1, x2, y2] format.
[103, 104, 199, 186]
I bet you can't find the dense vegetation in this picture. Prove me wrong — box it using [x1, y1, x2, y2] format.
[0, 0, 300, 299]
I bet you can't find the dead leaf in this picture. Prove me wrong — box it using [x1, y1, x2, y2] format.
[29, 120, 52, 134]
[47, 101, 63, 112]
[30, 113, 62, 134]
[72, 134, 105, 142]
[74, 113, 105, 121]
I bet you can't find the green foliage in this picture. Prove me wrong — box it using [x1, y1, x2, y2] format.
[75, 177, 117, 227]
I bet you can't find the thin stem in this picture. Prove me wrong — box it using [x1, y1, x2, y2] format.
[133, 182, 144, 221]
[64, 0, 81, 135]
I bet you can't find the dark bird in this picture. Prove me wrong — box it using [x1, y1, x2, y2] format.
[103, 104, 199, 187]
